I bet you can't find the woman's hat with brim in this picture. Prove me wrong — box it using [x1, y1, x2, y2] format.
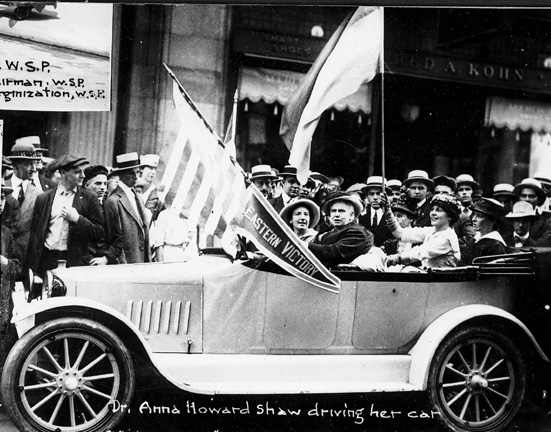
[513, 178, 546, 206]
[110, 152, 143, 175]
[505, 201, 537, 219]
[280, 198, 320, 229]
[391, 196, 417, 219]
[455, 174, 480, 190]
[430, 192, 460, 222]
[433, 175, 457, 192]
[403, 170, 434, 189]
[140, 154, 160, 168]
[472, 197, 507, 223]
[321, 192, 364, 217]
[492, 183, 516, 200]
[361, 176, 392, 195]
[250, 164, 278, 182]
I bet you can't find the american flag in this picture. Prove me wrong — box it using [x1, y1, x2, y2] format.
[158, 66, 247, 252]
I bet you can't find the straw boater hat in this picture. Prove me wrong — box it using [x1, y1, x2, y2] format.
[110, 152, 143, 175]
[455, 174, 480, 190]
[8, 141, 41, 161]
[140, 154, 160, 168]
[433, 175, 457, 192]
[493, 183, 516, 200]
[472, 197, 507, 223]
[361, 176, 392, 195]
[321, 192, 364, 217]
[279, 198, 321, 229]
[387, 179, 402, 191]
[346, 183, 367, 195]
[250, 164, 277, 182]
[505, 201, 537, 219]
[403, 170, 434, 189]
[15, 136, 48, 154]
[513, 178, 546, 206]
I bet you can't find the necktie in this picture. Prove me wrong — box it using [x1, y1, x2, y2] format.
[18, 183, 25, 206]
[514, 236, 525, 246]
[372, 211, 378, 227]
[131, 188, 144, 224]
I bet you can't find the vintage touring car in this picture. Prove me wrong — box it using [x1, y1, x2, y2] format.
[2, 248, 551, 432]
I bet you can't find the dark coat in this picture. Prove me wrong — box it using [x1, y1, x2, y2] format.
[38, 174, 56, 192]
[89, 200, 124, 264]
[358, 207, 394, 247]
[459, 237, 507, 266]
[413, 199, 432, 227]
[1, 194, 19, 229]
[26, 187, 105, 272]
[308, 222, 373, 268]
[1, 224, 20, 366]
[503, 233, 537, 248]
[531, 213, 551, 247]
[105, 185, 151, 264]
[455, 212, 475, 254]
[269, 195, 285, 214]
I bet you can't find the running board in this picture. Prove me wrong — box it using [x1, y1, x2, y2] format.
[152, 354, 422, 395]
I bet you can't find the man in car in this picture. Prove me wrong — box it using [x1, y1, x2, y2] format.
[504, 201, 538, 248]
[307, 192, 373, 268]
[269, 165, 300, 213]
[513, 178, 551, 246]
[455, 174, 480, 217]
[359, 176, 394, 247]
[403, 170, 434, 227]
[249, 164, 277, 199]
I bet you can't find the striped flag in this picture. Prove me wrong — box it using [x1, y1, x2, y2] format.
[159, 67, 247, 253]
[280, 6, 383, 184]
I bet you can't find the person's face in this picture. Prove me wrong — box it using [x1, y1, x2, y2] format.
[394, 211, 413, 229]
[253, 178, 272, 198]
[62, 164, 86, 189]
[495, 196, 514, 214]
[389, 189, 401, 204]
[408, 181, 428, 201]
[519, 188, 539, 208]
[299, 184, 314, 198]
[430, 205, 451, 230]
[13, 159, 37, 181]
[283, 177, 300, 198]
[291, 206, 310, 234]
[329, 201, 355, 227]
[85, 174, 107, 199]
[120, 168, 139, 188]
[457, 185, 473, 206]
[327, 181, 340, 193]
[435, 185, 454, 195]
[0, 190, 5, 214]
[141, 166, 156, 183]
[107, 175, 120, 194]
[366, 188, 382, 209]
[513, 218, 531, 237]
[472, 211, 494, 234]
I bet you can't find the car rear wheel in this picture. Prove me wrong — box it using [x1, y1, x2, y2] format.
[1, 317, 135, 432]
[428, 326, 526, 432]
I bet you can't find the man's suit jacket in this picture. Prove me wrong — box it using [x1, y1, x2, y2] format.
[5, 178, 40, 269]
[413, 199, 432, 227]
[105, 186, 151, 264]
[26, 187, 105, 272]
[358, 207, 393, 247]
[89, 200, 124, 264]
[38, 174, 56, 192]
[530, 212, 551, 246]
[269, 195, 285, 214]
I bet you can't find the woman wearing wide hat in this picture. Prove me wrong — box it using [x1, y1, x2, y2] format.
[280, 198, 320, 243]
[459, 198, 508, 265]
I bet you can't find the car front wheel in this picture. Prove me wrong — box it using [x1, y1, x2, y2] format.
[428, 326, 526, 432]
[1, 317, 135, 432]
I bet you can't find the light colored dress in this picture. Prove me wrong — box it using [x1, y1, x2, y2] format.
[399, 226, 460, 268]
[149, 208, 198, 262]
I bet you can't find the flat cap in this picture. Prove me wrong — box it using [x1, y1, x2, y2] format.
[54, 153, 89, 171]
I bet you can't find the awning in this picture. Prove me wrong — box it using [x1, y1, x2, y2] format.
[239, 66, 371, 114]
[485, 96, 551, 134]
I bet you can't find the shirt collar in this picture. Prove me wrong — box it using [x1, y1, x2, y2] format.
[57, 185, 76, 195]
[417, 198, 426, 208]
[476, 230, 506, 245]
[118, 181, 133, 195]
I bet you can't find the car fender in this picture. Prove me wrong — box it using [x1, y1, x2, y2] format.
[408, 304, 550, 390]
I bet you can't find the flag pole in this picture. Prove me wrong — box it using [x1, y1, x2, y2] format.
[231, 89, 238, 144]
[380, 8, 386, 189]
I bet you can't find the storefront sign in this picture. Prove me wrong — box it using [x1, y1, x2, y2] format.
[386, 49, 551, 95]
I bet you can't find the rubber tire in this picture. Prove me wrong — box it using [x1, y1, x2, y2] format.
[1, 317, 135, 432]
[428, 326, 526, 432]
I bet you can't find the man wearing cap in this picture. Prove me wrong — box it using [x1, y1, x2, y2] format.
[513, 178, 551, 246]
[105, 152, 151, 263]
[6, 140, 42, 270]
[249, 164, 277, 199]
[358, 176, 394, 247]
[404, 170, 434, 227]
[504, 201, 538, 248]
[269, 165, 301, 213]
[492, 183, 516, 214]
[307, 192, 373, 268]
[26, 154, 105, 276]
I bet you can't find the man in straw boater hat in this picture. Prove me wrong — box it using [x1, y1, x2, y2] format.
[358, 176, 394, 247]
[6, 139, 42, 271]
[386, 179, 402, 205]
[504, 201, 538, 248]
[512, 178, 551, 246]
[403, 170, 435, 227]
[455, 173, 480, 217]
[249, 164, 278, 199]
[105, 152, 151, 263]
[16, 135, 56, 193]
[26, 153, 105, 276]
[307, 192, 373, 268]
[492, 183, 517, 215]
[269, 165, 301, 213]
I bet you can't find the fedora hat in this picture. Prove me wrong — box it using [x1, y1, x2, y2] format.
[472, 197, 507, 222]
[250, 164, 277, 182]
[111, 152, 143, 174]
[403, 170, 434, 189]
[140, 154, 160, 168]
[513, 178, 546, 206]
[361, 176, 392, 195]
[280, 165, 298, 179]
[279, 198, 320, 229]
[321, 192, 363, 217]
[505, 201, 537, 219]
[433, 175, 457, 192]
[492, 183, 516, 199]
[456, 174, 480, 190]
[8, 141, 40, 161]
[387, 179, 402, 191]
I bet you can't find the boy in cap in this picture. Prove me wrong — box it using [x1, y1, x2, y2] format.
[26, 153, 105, 276]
